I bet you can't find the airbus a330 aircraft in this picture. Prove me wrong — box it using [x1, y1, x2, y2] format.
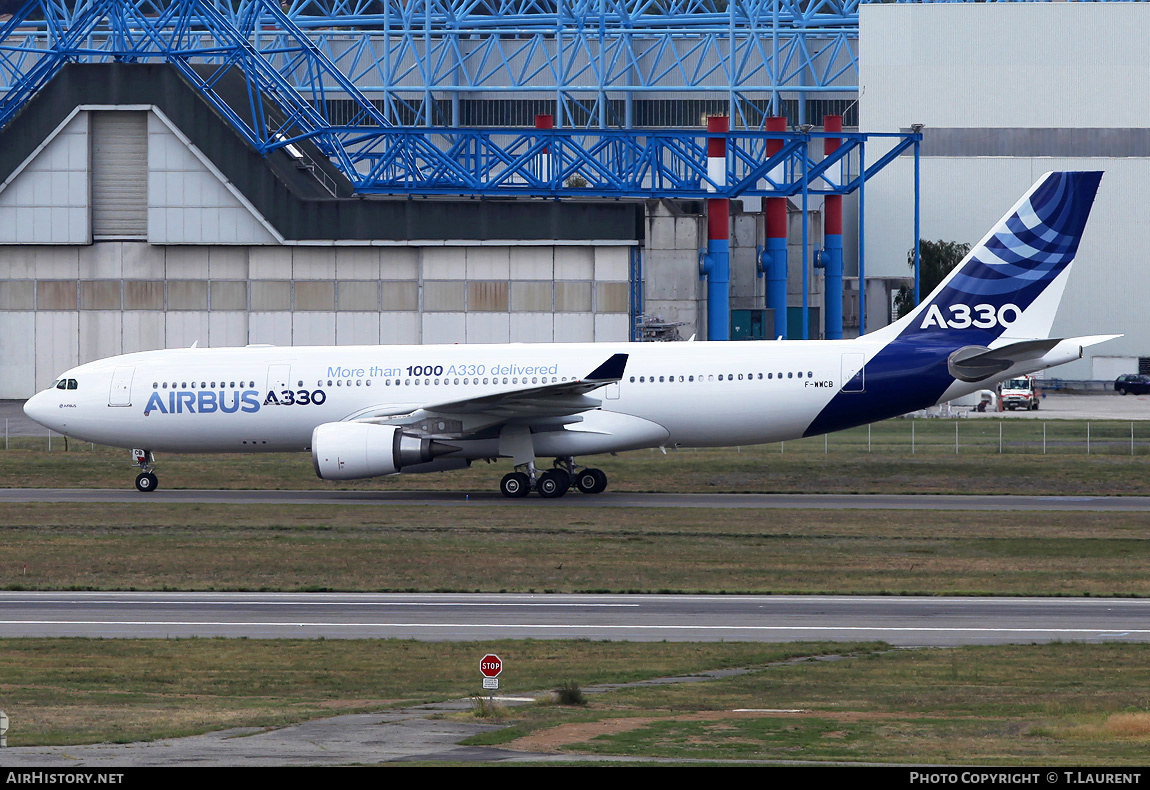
[25, 171, 1116, 497]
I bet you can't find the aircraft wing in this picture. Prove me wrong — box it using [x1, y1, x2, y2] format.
[349, 353, 629, 433]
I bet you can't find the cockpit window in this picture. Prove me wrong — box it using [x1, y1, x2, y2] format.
[67, 379, 77, 390]
[55, 379, 66, 390]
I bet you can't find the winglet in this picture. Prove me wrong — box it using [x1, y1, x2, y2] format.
[584, 353, 629, 382]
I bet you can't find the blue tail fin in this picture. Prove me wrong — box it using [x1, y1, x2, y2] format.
[878, 171, 1102, 345]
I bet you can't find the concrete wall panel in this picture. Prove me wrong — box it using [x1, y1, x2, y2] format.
[555, 281, 591, 312]
[510, 247, 553, 280]
[250, 281, 291, 311]
[336, 312, 380, 345]
[0, 312, 35, 398]
[465, 312, 510, 343]
[121, 311, 165, 354]
[422, 248, 466, 279]
[0, 248, 79, 280]
[553, 312, 594, 342]
[123, 281, 164, 310]
[167, 280, 208, 310]
[422, 312, 466, 344]
[424, 280, 466, 312]
[380, 281, 418, 311]
[0, 281, 34, 310]
[249, 248, 290, 279]
[79, 243, 124, 280]
[165, 311, 210, 349]
[37, 280, 78, 310]
[380, 312, 420, 345]
[208, 311, 247, 348]
[466, 246, 510, 279]
[208, 247, 248, 280]
[335, 248, 381, 280]
[293, 281, 335, 311]
[165, 247, 210, 279]
[594, 313, 630, 341]
[292, 312, 336, 345]
[249, 312, 292, 346]
[80, 280, 121, 310]
[121, 242, 166, 279]
[380, 248, 419, 280]
[209, 281, 247, 311]
[468, 281, 509, 312]
[594, 247, 631, 281]
[293, 248, 336, 280]
[554, 247, 594, 280]
[510, 312, 554, 343]
[337, 280, 381, 311]
[511, 281, 552, 312]
[595, 282, 629, 313]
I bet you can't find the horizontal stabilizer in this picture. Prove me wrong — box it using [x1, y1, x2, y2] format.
[949, 335, 1122, 383]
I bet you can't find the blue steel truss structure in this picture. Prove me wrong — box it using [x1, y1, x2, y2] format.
[0, 0, 937, 198]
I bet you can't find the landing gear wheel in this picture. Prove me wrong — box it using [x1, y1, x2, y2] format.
[135, 472, 159, 493]
[537, 469, 570, 498]
[500, 471, 531, 498]
[575, 468, 608, 494]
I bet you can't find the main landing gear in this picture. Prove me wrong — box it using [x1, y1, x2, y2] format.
[499, 458, 608, 499]
[132, 448, 159, 493]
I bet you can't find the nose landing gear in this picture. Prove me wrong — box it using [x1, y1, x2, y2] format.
[132, 449, 159, 493]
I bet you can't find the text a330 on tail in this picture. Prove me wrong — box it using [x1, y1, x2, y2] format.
[24, 171, 1119, 497]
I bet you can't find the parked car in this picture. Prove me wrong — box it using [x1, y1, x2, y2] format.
[1114, 374, 1150, 395]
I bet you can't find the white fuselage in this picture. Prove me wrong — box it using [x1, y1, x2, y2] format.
[25, 339, 901, 458]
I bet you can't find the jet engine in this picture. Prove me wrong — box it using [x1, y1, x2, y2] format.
[311, 422, 458, 480]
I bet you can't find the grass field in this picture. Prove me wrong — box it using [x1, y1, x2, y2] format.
[1, 503, 1147, 595]
[2, 422, 1148, 762]
[5, 417, 1150, 496]
[2, 639, 1147, 764]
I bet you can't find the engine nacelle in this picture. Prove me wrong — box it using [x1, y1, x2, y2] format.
[311, 422, 456, 480]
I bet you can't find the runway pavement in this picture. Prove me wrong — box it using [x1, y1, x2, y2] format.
[3, 487, 1150, 510]
[2, 591, 1147, 646]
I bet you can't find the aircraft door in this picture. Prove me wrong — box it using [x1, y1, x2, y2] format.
[604, 382, 620, 399]
[267, 364, 291, 395]
[840, 353, 865, 393]
[109, 366, 134, 407]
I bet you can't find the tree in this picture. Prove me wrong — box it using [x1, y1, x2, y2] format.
[893, 239, 971, 319]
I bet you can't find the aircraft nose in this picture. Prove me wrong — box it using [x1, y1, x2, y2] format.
[23, 390, 55, 428]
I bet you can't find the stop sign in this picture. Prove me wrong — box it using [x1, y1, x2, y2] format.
[480, 653, 503, 678]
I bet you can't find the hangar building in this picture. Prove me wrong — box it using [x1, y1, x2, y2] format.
[862, 3, 1150, 381]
